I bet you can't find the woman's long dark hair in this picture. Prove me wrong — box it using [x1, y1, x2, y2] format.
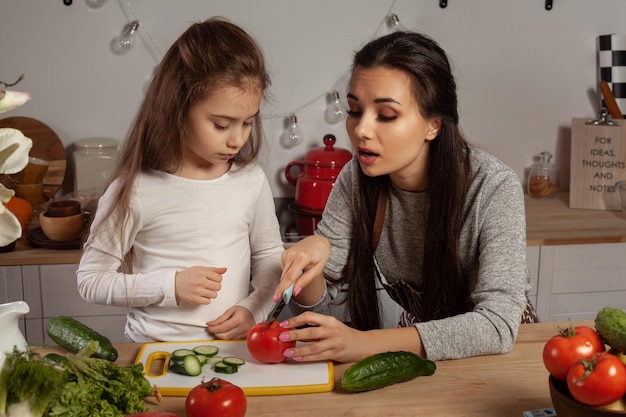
[340, 31, 473, 330]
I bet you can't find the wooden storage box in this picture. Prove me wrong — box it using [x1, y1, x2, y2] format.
[570, 117, 626, 210]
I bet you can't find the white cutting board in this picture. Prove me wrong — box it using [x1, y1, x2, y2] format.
[134, 340, 334, 396]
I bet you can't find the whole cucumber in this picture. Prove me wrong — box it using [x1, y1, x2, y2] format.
[46, 316, 118, 361]
[341, 351, 436, 393]
[595, 306, 626, 353]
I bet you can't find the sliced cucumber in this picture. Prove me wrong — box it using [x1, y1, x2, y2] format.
[192, 345, 219, 357]
[195, 354, 208, 365]
[223, 356, 246, 367]
[168, 354, 203, 376]
[172, 348, 195, 357]
[205, 355, 224, 366]
[213, 361, 238, 374]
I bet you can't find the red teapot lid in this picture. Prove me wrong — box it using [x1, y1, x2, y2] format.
[303, 134, 352, 167]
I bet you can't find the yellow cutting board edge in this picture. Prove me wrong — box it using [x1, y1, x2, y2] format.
[134, 339, 334, 397]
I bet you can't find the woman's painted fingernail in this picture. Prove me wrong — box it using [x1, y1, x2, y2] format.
[279, 332, 290, 341]
[273, 293, 279, 302]
[283, 349, 294, 357]
[279, 320, 289, 327]
[294, 286, 302, 297]
[292, 356, 303, 361]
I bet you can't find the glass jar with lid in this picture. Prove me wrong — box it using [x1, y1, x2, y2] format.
[527, 151, 559, 198]
[72, 137, 119, 195]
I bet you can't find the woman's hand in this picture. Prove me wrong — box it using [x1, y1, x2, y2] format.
[276, 311, 371, 363]
[206, 306, 255, 340]
[174, 266, 225, 305]
[277, 312, 426, 363]
[278, 235, 330, 305]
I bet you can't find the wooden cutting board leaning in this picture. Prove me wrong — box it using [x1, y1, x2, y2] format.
[0, 116, 66, 196]
[134, 340, 334, 396]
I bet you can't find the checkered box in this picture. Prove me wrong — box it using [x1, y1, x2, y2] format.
[598, 34, 626, 118]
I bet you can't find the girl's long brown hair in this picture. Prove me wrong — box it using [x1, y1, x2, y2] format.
[85, 17, 270, 263]
[340, 31, 473, 330]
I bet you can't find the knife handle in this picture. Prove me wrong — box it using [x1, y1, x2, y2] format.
[599, 81, 624, 119]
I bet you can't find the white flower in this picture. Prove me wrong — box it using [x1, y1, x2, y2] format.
[0, 90, 31, 114]
[0, 186, 21, 247]
[0, 80, 32, 246]
[0, 128, 32, 175]
[0, 128, 32, 246]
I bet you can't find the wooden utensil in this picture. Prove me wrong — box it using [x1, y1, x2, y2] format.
[599, 81, 624, 119]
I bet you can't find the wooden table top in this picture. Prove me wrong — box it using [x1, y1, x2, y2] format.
[524, 193, 626, 246]
[38, 320, 591, 417]
[2, 193, 626, 266]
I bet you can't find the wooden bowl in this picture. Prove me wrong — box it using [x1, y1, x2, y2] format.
[39, 211, 84, 242]
[46, 199, 82, 217]
[549, 376, 626, 416]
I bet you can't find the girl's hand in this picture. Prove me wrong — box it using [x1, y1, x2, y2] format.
[206, 306, 255, 340]
[276, 311, 370, 363]
[174, 266, 226, 305]
[278, 235, 330, 304]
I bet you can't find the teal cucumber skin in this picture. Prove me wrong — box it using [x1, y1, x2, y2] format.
[341, 351, 436, 393]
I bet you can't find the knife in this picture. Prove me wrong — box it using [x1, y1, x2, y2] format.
[264, 282, 295, 330]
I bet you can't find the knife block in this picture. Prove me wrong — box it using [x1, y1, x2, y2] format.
[570, 117, 626, 210]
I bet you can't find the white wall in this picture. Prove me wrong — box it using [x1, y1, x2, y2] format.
[0, 0, 622, 198]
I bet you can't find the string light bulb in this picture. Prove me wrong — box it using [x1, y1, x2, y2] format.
[111, 20, 140, 55]
[325, 90, 348, 124]
[281, 114, 304, 148]
[387, 14, 408, 32]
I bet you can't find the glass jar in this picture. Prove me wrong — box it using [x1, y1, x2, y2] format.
[527, 151, 559, 199]
[72, 137, 119, 195]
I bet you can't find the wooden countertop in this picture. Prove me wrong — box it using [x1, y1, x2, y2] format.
[36, 320, 590, 417]
[524, 193, 626, 246]
[2, 193, 626, 266]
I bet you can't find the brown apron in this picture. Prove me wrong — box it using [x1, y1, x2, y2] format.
[372, 189, 538, 326]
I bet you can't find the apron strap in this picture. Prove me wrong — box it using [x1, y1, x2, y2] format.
[372, 188, 388, 251]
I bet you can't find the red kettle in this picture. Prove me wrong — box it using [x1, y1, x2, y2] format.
[284, 134, 352, 214]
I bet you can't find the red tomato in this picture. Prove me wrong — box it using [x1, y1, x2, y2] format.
[246, 321, 296, 364]
[542, 325, 605, 381]
[185, 378, 246, 417]
[567, 352, 626, 406]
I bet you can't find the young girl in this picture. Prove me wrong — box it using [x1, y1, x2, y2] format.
[276, 31, 534, 363]
[77, 17, 284, 343]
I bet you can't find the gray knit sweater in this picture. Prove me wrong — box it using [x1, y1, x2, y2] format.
[292, 147, 531, 361]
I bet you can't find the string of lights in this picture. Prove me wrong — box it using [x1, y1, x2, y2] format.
[101, 0, 407, 147]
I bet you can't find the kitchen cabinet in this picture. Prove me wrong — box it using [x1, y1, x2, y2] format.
[535, 242, 626, 322]
[2, 263, 127, 345]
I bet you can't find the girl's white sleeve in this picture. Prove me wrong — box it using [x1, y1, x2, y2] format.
[235, 175, 283, 323]
[76, 188, 178, 308]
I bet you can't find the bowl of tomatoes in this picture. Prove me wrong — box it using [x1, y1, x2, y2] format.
[549, 375, 625, 416]
[543, 320, 626, 416]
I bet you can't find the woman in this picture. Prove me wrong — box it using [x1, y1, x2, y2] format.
[275, 31, 534, 363]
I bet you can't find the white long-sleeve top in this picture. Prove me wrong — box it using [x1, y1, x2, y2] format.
[77, 163, 284, 342]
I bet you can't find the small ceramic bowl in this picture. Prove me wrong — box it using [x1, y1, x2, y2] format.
[46, 200, 82, 218]
[549, 376, 626, 416]
[39, 211, 84, 242]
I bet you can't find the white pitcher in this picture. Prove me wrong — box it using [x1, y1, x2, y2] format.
[0, 301, 29, 369]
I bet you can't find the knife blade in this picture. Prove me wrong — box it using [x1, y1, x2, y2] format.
[264, 282, 295, 329]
